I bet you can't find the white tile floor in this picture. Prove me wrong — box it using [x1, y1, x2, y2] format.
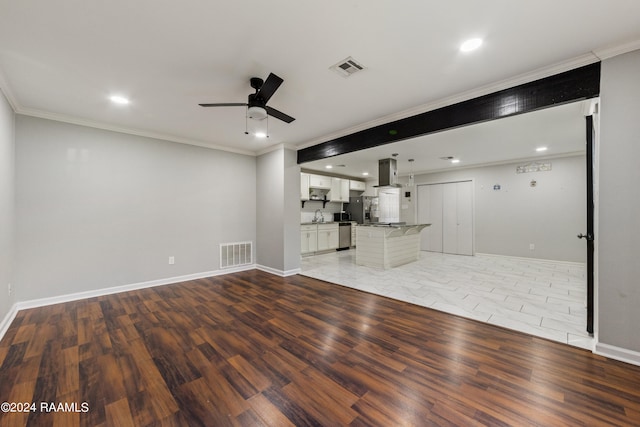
[300, 250, 594, 350]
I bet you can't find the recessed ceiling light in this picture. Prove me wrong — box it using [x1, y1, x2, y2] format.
[460, 38, 483, 53]
[536, 146, 548, 152]
[362, 172, 369, 176]
[325, 165, 333, 169]
[110, 95, 130, 105]
[254, 132, 267, 138]
[451, 159, 461, 164]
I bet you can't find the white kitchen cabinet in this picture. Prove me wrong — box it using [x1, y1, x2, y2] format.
[330, 177, 350, 202]
[301, 224, 318, 254]
[316, 223, 339, 251]
[300, 173, 310, 200]
[309, 174, 331, 189]
[349, 180, 366, 192]
[340, 178, 349, 201]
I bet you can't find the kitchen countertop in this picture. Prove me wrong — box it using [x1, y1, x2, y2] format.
[357, 223, 431, 236]
[301, 221, 359, 225]
[358, 222, 425, 228]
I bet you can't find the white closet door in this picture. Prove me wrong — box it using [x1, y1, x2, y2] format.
[442, 183, 459, 254]
[456, 181, 473, 255]
[418, 181, 473, 256]
[417, 184, 443, 252]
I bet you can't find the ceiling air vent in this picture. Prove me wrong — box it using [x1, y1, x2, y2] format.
[330, 56, 365, 77]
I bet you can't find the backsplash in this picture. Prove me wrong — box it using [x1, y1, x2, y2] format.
[301, 201, 344, 223]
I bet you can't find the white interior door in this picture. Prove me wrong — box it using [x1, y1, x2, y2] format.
[442, 183, 458, 254]
[417, 181, 473, 255]
[418, 184, 443, 251]
[455, 181, 473, 255]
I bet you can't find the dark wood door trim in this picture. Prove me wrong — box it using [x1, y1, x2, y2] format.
[297, 62, 601, 164]
[586, 115, 595, 334]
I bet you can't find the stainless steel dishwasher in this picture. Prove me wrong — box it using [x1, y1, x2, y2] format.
[338, 222, 351, 250]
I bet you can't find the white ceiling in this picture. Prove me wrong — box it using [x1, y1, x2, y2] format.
[1, 1, 639, 156]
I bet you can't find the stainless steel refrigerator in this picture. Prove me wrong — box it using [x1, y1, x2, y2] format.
[347, 196, 379, 224]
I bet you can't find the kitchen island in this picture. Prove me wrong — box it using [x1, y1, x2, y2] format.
[355, 223, 430, 269]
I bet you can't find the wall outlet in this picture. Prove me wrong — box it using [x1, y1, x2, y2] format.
[8, 283, 12, 296]
[529, 243, 535, 250]
[168, 256, 175, 265]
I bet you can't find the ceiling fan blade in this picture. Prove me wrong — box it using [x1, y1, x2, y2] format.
[265, 106, 295, 123]
[257, 73, 283, 104]
[199, 103, 247, 107]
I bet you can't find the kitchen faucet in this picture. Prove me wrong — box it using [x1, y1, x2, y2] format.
[313, 209, 325, 223]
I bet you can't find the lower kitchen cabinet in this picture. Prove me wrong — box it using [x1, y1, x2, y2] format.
[301, 225, 318, 254]
[301, 223, 339, 254]
[317, 223, 339, 251]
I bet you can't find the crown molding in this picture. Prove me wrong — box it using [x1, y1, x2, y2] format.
[255, 142, 298, 156]
[16, 107, 257, 156]
[592, 38, 640, 60]
[0, 66, 19, 112]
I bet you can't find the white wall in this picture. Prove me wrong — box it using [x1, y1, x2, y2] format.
[256, 147, 301, 275]
[283, 148, 301, 272]
[256, 149, 285, 271]
[598, 49, 640, 354]
[0, 90, 15, 323]
[405, 155, 586, 262]
[14, 115, 256, 301]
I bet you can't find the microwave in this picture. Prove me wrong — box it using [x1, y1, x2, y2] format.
[334, 212, 351, 221]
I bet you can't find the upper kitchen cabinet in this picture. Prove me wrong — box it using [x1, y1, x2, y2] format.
[301, 172, 310, 200]
[309, 174, 332, 189]
[349, 180, 366, 192]
[330, 177, 350, 202]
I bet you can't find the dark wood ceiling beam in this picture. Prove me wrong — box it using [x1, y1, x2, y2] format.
[297, 62, 601, 164]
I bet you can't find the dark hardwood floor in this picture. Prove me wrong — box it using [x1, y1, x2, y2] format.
[1, 269, 640, 426]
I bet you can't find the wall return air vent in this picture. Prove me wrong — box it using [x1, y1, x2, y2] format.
[330, 56, 366, 77]
[220, 241, 253, 269]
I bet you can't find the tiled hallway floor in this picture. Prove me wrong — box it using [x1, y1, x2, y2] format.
[300, 250, 593, 350]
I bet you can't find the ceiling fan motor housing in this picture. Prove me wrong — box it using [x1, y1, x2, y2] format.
[250, 77, 264, 91]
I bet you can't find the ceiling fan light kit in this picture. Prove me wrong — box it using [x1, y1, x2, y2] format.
[245, 108, 269, 138]
[247, 106, 268, 120]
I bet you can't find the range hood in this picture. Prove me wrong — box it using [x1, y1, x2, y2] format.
[375, 158, 401, 187]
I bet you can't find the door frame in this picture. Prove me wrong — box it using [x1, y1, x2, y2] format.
[584, 97, 600, 335]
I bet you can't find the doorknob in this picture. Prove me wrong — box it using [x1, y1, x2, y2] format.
[577, 233, 594, 241]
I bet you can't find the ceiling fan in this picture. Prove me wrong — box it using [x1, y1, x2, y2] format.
[199, 73, 295, 123]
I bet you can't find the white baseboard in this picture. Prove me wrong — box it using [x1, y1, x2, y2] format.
[256, 264, 301, 277]
[0, 303, 19, 344]
[475, 252, 586, 267]
[595, 342, 640, 367]
[0, 264, 257, 342]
